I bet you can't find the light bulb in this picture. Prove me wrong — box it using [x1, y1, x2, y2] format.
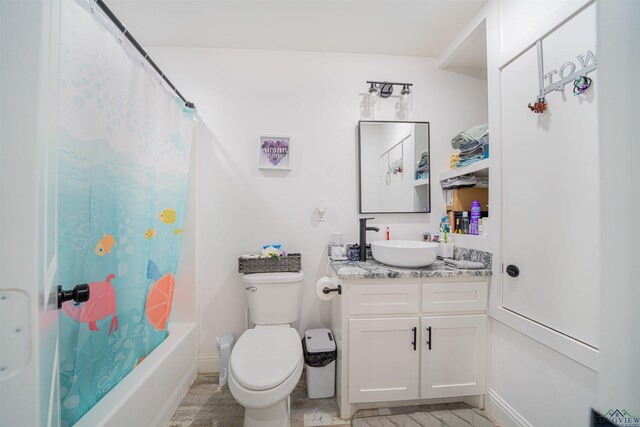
[399, 84, 412, 111]
[400, 93, 410, 107]
[360, 94, 373, 118]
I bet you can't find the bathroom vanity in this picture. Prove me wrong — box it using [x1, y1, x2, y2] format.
[329, 251, 491, 419]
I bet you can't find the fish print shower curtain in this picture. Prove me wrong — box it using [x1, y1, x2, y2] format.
[57, 1, 193, 425]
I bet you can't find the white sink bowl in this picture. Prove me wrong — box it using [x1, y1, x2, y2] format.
[371, 240, 439, 268]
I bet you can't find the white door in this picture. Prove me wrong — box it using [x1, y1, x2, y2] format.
[0, 1, 62, 426]
[420, 315, 486, 399]
[349, 317, 419, 403]
[500, 4, 599, 348]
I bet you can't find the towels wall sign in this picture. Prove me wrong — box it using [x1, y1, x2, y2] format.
[528, 40, 597, 114]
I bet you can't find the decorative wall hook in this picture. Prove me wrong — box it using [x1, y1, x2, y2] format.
[528, 39, 597, 114]
[573, 75, 592, 95]
[528, 96, 548, 114]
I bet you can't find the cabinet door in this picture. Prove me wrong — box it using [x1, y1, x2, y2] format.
[349, 317, 419, 403]
[501, 4, 599, 348]
[420, 315, 486, 399]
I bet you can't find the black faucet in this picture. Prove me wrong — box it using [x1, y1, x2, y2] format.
[359, 217, 380, 261]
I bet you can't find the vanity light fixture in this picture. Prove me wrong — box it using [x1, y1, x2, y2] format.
[366, 81, 413, 99]
[361, 81, 413, 120]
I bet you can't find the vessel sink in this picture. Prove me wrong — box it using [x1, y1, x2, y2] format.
[371, 240, 438, 268]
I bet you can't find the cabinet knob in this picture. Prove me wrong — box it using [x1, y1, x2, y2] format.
[506, 265, 520, 278]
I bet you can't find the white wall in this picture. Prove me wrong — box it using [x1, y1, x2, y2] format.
[499, 0, 582, 52]
[149, 47, 488, 370]
[596, 0, 640, 416]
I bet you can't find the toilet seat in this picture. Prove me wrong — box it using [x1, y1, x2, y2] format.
[229, 355, 303, 410]
[230, 326, 302, 391]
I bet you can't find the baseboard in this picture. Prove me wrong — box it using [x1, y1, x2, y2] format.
[486, 388, 532, 427]
[198, 353, 220, 373]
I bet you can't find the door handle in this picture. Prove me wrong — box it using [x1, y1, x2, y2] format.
[57, 284, 90, 309]
[245, 287, 257, 293]
[426, 326, 432, 350]
[411, 326, 417, 350]
[506, 265, 520, 278]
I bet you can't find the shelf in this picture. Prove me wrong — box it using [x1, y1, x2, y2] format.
[437, 12, 487, 79]
[439, 158, 490, 182]
[414, 178, 430, 187]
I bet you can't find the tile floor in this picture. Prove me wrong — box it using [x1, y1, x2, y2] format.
[168, 374, 498, 427]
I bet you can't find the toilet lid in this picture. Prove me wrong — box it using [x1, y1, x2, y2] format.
[230, 327, 302, 391]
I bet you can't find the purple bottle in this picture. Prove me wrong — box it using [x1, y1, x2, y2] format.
[470, 200, 481, 235]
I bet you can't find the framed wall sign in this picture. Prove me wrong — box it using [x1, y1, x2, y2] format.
[258, 136, 291, 170]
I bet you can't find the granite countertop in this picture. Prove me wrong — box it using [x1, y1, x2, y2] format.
[330, 247, 492, 280]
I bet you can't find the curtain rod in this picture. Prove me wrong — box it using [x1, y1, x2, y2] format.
[95, 0, 195, 109]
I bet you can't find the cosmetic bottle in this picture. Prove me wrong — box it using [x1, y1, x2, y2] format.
[449, 211, 456, 233]
[461, 212, 470, 234]
[470, 200, 481, 235]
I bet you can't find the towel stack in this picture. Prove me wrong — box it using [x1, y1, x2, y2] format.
[441, 173, 480, 190]
[415, 151, 429, 180]
[450, 123, 489, 169]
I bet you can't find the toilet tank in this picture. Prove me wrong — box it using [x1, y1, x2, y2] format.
[242, 272, 304, 325]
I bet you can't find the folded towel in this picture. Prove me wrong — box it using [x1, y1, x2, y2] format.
[444, 259, 486, 269]
[442, 174, 478, 189]
[417, 151, 429, 166]
[459, 146, 484, 160]
[456, 155, 485, 168]
[451, 123, 488, 149]
[449, 153, 460, 169]
[459, 134, 489, 153]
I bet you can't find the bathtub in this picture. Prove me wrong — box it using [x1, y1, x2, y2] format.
[74, 323, 197, 427]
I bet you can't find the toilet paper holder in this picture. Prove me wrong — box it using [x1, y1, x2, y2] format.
[322, 284, 342, 295]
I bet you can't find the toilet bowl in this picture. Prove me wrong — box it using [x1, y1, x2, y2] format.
[229, 271, 305, 427]
[229, 326, 303, 426]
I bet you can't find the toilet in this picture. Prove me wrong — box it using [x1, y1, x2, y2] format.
[229, 271, 305, 427]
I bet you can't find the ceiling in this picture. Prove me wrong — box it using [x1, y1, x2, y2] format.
[106, 0, 486, 57]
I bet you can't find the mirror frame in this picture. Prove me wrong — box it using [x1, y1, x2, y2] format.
[358, 120, 432, 214]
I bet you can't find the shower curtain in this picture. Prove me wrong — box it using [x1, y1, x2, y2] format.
[56, 1, 193, 425]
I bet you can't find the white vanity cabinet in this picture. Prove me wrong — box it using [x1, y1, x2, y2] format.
[331, 275, 489, 419]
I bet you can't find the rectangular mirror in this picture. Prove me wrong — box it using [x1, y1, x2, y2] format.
[358, 121, 430, 214]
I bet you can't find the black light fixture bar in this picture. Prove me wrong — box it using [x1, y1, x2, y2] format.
[366, 81, 413, 87]
[95, 0, 195, 109]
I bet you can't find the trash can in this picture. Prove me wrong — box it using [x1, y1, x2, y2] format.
[303, 328, 336, 399]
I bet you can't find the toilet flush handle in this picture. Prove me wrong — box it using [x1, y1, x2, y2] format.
[245, 287, 257, 293]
